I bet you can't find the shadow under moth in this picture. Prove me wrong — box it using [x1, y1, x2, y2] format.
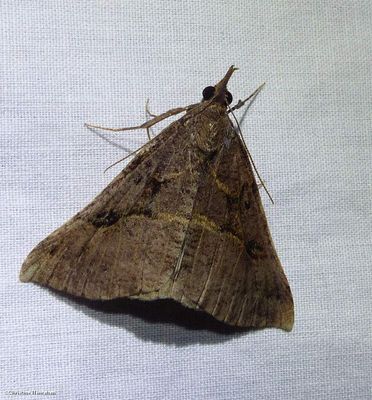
[20, 66, 294, 331]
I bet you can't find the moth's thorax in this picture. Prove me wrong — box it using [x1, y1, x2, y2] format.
[186, 103, 232, 153]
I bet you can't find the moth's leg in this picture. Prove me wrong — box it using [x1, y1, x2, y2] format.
[92, 105, 187, 173]
[228, 97, 274, 204]
[144, 99, 158, 141]
[145, 128, 151, 141]
[145, 99, 158, 118]
[103, 139, 154, 173]
[84, 106, 188, 132]
[229, 82, 265, 112]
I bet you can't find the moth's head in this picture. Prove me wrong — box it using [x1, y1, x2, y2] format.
[202, 65, 238, 107]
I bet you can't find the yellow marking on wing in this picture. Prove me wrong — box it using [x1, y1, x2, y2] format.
[225, 231, 243, 245]
[192, 213, 220, 232]
[126, 212, 243, 245]
[153, 171, 184, 182]
[164, 171, 184, 180]
[210, 168, 235, 197]
[157, 212, 189, 226]
[125, 214, 148, 222]
[192, 214, 242, 245]
[192, 214, 243, 245]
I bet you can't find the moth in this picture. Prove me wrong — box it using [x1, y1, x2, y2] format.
[20, 66, 294, 331]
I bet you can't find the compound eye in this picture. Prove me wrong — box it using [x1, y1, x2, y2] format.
[202, 86, 215, 101]
[225, 90, 233, 105]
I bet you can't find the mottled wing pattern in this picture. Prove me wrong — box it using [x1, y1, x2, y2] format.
[20, 119, 203, 300]
[169, 129, 294, 331]
[21, 112, 293, 331]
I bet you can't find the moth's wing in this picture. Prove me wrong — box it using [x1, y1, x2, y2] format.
[169, 131, 294, 331]
[21, 114, 293, 331]
[20, 119, 202, 300]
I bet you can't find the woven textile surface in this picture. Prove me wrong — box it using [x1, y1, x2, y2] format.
[1, 1, 371, 399]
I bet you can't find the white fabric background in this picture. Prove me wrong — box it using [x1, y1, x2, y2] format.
[1, 1, 371, 399]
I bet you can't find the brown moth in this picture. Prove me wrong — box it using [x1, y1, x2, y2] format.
[20, 66, 294, 331]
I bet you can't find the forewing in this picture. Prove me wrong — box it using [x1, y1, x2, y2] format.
[169, 130, 294, 331]
[20, 119, 202, 300]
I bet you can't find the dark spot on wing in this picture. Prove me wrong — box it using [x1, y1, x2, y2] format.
[265, 284, 282, 301]
[124, 175, 163, 219]
[145, 159, 152, 169]
[92, 210, 120, 228]
[49, 244, 58, 256]
[133, 174, 142, 184]
[239, 183, 251, 210]
[126, 155, 143, 171]
[142, 208, 153, 218]
[245, 239, 264, 259]
[206, 149, 218, 162]
[216, 193, 243, 240]
[226, 195, 239, 209]
[147, 176, 163, 197]
[252, 181, 258, 194]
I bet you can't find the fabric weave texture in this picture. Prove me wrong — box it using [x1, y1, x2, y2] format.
[1, 1, 371, 399]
